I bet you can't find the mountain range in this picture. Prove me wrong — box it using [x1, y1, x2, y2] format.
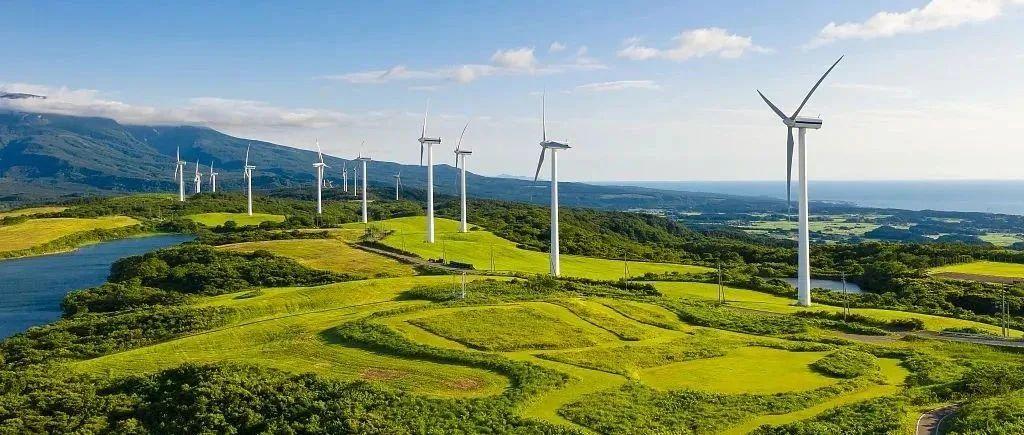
[0, 111, 787, 212]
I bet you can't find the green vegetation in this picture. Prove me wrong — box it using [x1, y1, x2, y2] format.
[810, 349, 880, 379]
[0, 206, 67, 217]
[0, 216, 140, 257]
[552, 298, 657, 340]
[538, 330, 733, 376]
[931, 260, 1024, 280]
[184, 212, 285, 227]
[218, 238, 415, 278]
[946, 390, 1024, 434]
[409, 306, 609, 351]
[751, 397, 906, 435]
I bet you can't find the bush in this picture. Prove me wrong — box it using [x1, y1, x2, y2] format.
[752, 397, 906, 434]
[810, 349, 880, 379]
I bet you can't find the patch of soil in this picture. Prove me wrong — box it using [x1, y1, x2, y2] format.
[444, 377, 485, 391]
[360, 368, 407, 381]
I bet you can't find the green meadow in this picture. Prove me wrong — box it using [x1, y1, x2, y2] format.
[185, 212, 285, 226]
[0, 216, 138, 253]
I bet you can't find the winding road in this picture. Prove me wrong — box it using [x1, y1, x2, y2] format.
[916, 404, 958, 435]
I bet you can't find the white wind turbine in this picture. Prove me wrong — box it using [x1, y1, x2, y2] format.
[209, 162, 218, 193]
[393, 172, 402, 200]
[533, 94, 571, 277]
[453, 121, 473, 233]
[173, 147, 186, 202]
[757, 55, 843, 307]
[356, 145, 371, 223]
[313, 140, 328, 215]
[417, 102, 441, 243]
[342, 162, 349, 193]
[192, 159, 202, 194]
[243, 144, 256, 216]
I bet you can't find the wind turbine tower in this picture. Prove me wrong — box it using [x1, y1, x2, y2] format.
[533, 94, 571, 277]
[193, 159, 202, 194]
[243, 144, 256, 216]
[394, 172, 402, 200]
[356, 153, 371, 223]
[209, 163, 218, 193]
[454, 121, 472, 233]
[342, 162, 349, 193]
[417, 103, 441, 243]
[173, 147, 186, 202]
[313, 140, 328, 215]
[757, 56, 843, 307]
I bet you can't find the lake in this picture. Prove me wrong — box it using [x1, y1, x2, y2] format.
[782, 278, 863, 294]
[0, 234, 193, 338]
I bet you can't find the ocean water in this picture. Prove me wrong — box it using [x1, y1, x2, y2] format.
[605, 180, 1024, 215]
[0, 234, 193, 338]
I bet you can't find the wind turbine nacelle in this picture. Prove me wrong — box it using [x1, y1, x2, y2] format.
[419, 137, 442, 145]
[313, 163, 326, 167]
[786, 117, 822, 130]
[541, 140, 570, 150]
[455, 150, 473, 155]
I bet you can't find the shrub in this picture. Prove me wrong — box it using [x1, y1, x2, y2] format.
[810, 349, 880, 379]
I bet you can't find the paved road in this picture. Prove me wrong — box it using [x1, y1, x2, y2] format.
[914, 331, 1024, 348]
[916, 404, 958, 435]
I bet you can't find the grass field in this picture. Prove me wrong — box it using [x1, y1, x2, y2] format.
[410, 305, 614, 351]
[218, 239, 416, 278]
[0, 206, 68, 217]
[980, 233, 1024, 246]
[0, 216, 139, 253]
[344, 216, 711, 279]
[745, 220, 882, 237]
[184, 212, 285, 227]
[931, 260, 1024, 281]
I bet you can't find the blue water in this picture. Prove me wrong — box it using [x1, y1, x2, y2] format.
[603, 180, 1024, 215]
[783, 278, 863, 294]
[0, 234, 193, 338]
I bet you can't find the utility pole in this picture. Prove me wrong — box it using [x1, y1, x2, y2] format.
[461, 272, 467, 299]
[490, 245, 495, 272]
[717, 258, 724, 304]
[1002, 286, 1009, 338]
[623, 253, 630, 288]
[441, 238, 447, 264]
[842, 271, 849, 322]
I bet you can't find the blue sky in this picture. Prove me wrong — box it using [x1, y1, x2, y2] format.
[3, 0, 1023, 181]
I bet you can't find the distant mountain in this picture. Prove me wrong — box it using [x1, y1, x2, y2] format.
[0, 111, 787, 212]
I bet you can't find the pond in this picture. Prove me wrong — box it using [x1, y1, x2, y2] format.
[0, 234, 193, 338]
[782, 278, 864, 294]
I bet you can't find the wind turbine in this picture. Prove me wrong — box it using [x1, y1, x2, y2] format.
[243, 144, 256, 216]
[533, 94, 571, 277]
[417, 102, 441, 243]
[356, 148, 371, 223]
[454, 121, 473, 233]
[192, 159, 202, 194]
[757, 55, 843, 307]
[209, 162, 218, 193]
[313, 140, 328, 215]
[173, 147, 186, 202]
[342, 162, 349, 193]
[394, 172, 402, 200]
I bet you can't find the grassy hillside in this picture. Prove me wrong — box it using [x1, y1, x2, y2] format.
[185, 212, 285, 227]
[0, 216, 138, 253]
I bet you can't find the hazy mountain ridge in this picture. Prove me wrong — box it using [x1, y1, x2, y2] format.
[0, 111, 786, 211]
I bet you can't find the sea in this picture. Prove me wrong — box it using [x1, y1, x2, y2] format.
[602, 180, 1024, 216]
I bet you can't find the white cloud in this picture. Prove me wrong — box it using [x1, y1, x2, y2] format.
[830, 82, 912, 96]
[0, 82, 353, 129]
[490, 47, 538, 70]
[549, 42, 566, 53]
[322, 45, 604, 85]
[576, 80, 661, 92]
[808, 0, 1023, 48]
[618, 27, 769, 62]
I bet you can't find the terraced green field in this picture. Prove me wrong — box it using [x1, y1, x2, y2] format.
[931, 260, 1024, 282]
[0, 206, 68, 217]
[185, 212, 285, 226]
[218, 239, 416, 278]
[344, 216, 711, 279]
[0, 216, 139, 253]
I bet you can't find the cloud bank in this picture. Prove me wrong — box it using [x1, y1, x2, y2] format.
[618, 28, 769, 61]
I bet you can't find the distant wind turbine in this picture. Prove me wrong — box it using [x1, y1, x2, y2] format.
[394, 171, 402, 200]
[193, 159, 202, 194]
[356, 146, 371, 223]
[418, 102, 441, 243]
[313, 140, 328, 215]
[243, 144, 256, 216]
[757, 55, 843, 307]
[173, 147, 186, 202]
[454, 121, 473, 233]
[209, 162, 218, 193]
[533, 94, 571, 277]
[342, 161, 349, 193]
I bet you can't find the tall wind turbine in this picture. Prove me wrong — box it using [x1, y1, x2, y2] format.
[533, 94, 571, 276]
[454, 121, 473, 233]
[417, 102, 441, 243]
[313, 140, 328, 215]
[757, 56, 843, 307]
[394, 172, 402, 200]
[243, 144, 256, 216]
[342, 162, 349, 193]
[192, 159, 202, 194]
[209, 162, 218, 193]
[356, 151, 371, 223]
[173, 147, 186, 202]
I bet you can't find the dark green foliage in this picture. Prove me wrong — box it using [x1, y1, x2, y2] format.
[751, 397, 906, 435]
[661, 300, 807, 335]
[62, 282, 187, 316]
[810, 349, 880, 379]
[109, 244, 348, 294]
[0, 366, 138, 434]
[794, 311, 924, 332]
[559, 380, 867, 434]
[947, 390, 1024, 435]
[0, 306, 232, 367]
[863, 225, 931, 243]
[402, 275, 657, 304]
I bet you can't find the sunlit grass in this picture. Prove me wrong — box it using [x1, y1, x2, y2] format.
[0, 216, 138, 253]
[184, 212, 285, 227]
[218, 238, 415, 278]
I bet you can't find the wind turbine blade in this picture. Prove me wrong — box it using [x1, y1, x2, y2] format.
[457, 120, 470, 151]
[791, 55, 843, 119]
[786, 127, 794, 206]
[757, 90, 787, 120]
[420, 143, 424, 166]
[316, 139, 324, 163]
[533, 148, 546, 182]
[541, 93, 547, 142]
[245, 144, 250, 167]
[176, 146, 180, 161]
[421, 101, 429, 138]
